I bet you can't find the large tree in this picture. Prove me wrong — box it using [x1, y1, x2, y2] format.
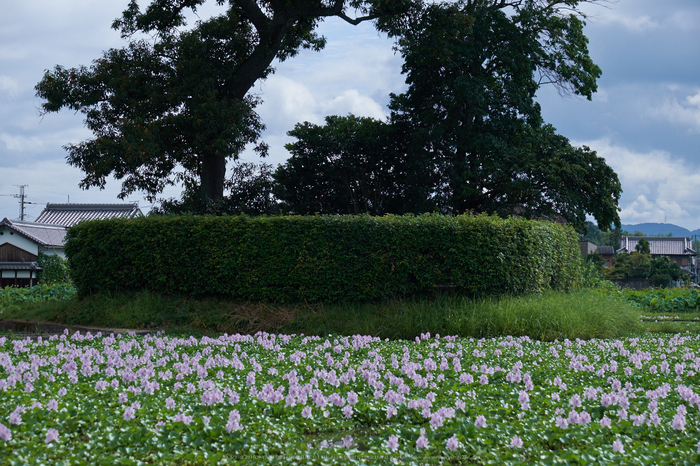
[379, 0, 620, 230]
[277, 0, 621, 230]
[35, 0, 411, 202]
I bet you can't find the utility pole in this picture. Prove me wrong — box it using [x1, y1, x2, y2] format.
[13, 185, 29, 221]
[1, 186, 38, 221]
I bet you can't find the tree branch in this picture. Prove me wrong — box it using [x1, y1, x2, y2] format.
[336, 11, 383, 25]
[235, 0, 271, 31]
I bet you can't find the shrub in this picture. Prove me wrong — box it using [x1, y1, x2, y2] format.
[37, 253, 71, 285]
[605, 252, 687, 286]
[65, 214, 582, 302]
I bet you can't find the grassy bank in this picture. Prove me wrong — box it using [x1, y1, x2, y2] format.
[1, 289, 643, 341]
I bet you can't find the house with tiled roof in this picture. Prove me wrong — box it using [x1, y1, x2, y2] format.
[617, 236, 697, 274]
[1, 203, 142, 287]
[579, 241, 614, 267]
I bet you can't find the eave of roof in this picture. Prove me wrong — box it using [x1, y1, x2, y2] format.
[0, 261, 42, 270]
[0, 218, 67, 248]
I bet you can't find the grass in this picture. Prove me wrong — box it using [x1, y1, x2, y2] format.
[1, 288, 643, 341]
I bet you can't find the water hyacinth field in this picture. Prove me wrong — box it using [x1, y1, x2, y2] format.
[2, 330, 700, 465]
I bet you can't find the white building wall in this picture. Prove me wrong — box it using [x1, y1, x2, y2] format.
[39, 247, 66, 258]
[0, 227, 39, 256]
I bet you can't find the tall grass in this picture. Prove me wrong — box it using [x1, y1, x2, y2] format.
[282, 290, 643, 341]
[2, 289, 643, 341]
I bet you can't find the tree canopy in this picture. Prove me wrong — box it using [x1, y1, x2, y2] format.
[275, 0, 621, 231]
[35, 0, 618, 227]
[35, 0, 411, 202]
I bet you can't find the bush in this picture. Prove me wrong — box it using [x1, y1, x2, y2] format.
[65, 213, 582, 303]
[619, 288, 700, 313]
[0, 283, 76, 307]
[605, 252, 687, 286]
[37, 253, 71, 285]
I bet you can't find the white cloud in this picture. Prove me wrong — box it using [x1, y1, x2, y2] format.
[650, 91, 700, 132]
[577, 138, 700, 229]
[0, 76, 20, 99]
[321, 89, 386, 120]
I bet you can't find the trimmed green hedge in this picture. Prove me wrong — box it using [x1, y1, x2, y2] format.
[65, 214, 581, 302]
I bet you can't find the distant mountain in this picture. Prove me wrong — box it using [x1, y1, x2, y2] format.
[621, 223, 700, 237]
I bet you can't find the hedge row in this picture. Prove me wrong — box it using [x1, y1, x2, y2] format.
[65, 214, 582, 302]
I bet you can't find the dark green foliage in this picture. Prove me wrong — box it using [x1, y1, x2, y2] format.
[34, 0, 411, 202]
[579, 221, 623, 248]
[275, 115, 424, 215]
[606, 253, 687, 287]
[37, 253, 71, 285]
[620, 288, 700, 314]
[376, 0, 620, 231]
[0, 283, 76, 307]
[635, 238, 651, 254]
[65, 214, 581, 302]
[154, 162, 281, 215]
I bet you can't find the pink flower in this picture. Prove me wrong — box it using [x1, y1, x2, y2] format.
[474, 415, 486, 428]
[301, 406, 312, 419]
[386, 434, 399, 451]
[555, 416, 568, 429]
[446, 436, 460, 451]
[479, 375, 489, 385]
[510, 435, 523, 448]
[343, 405, 353, 419]
[612, 439, 624, 453]
[416, 431, 429, 449]
[123, 406, 135, 421]
[599, 415, 611, 428]
[343, 435, 355, 448]
[9, 411, 22, 426]
[174, 413, 193, 425]
[671, 412, 686, 431]
[45, 428, 59, 444]
[226, 409, 243, 432]
[47, 399, 58, 411]
[165, 397, 176, 409]
[0, 423, 11, 441]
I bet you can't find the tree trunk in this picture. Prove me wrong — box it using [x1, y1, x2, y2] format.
[200, 152, 227, 201]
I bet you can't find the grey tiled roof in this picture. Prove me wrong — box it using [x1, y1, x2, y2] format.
[34, 203, 143, 227]
[0, 261, 42, 271]
[0, 218, 67, 248]
[597, 246, 615, 255]
[618, 236, 697, 256]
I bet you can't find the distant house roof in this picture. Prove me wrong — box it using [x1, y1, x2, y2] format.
[579, 241, 614, 256]
[579, 241, 597, 255]
[0, 218, 67, 248]
[618, 236, 697, 256]
[597, 246, 615, 256]
[33, 203, 143, 227]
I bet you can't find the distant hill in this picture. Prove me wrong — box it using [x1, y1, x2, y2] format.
[621, 223, 699, 237]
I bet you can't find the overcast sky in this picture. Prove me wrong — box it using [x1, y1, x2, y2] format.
[2, 0, 700, 230]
